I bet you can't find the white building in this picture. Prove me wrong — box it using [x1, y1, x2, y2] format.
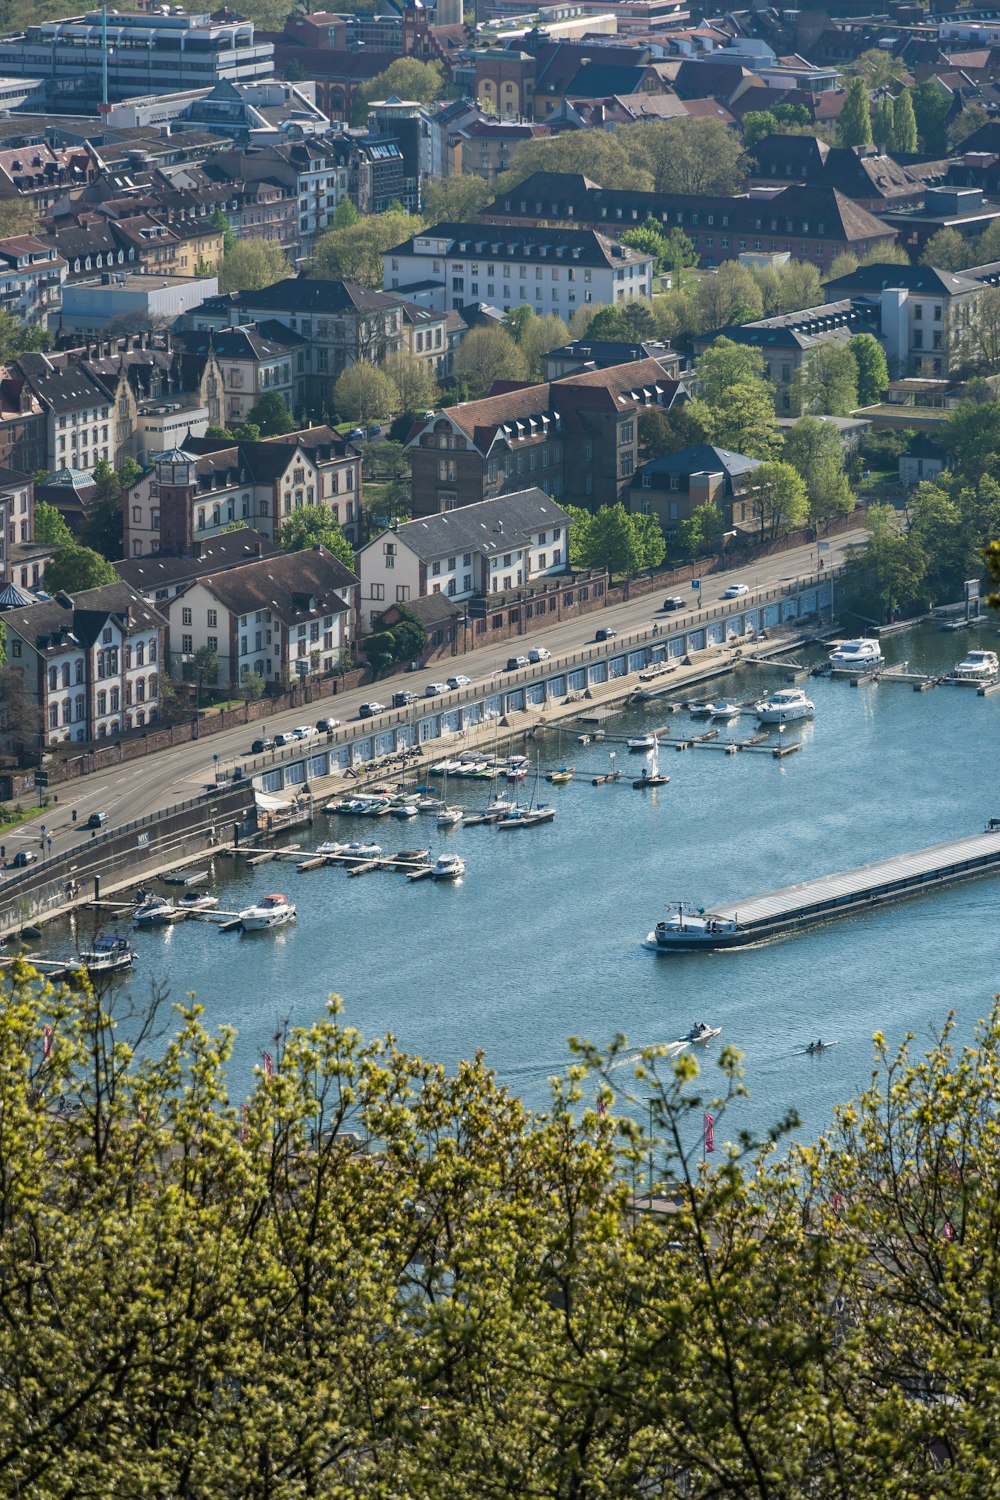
[58, 273, 218, 336]
[355, 487, 571, 633]
[383, 222, 654, 321]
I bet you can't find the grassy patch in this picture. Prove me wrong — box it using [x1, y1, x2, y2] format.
[0, 802, 43, 834]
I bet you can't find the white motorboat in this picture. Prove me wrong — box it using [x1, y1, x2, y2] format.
[688, 702, 713, 719]
[829, 638, 882, 668]
[317, 840, 350, 855]
[432, 853, 466, 880]
[63, 935, 136, 976]
[390, 804, 418, 819]
[627, 735, 655, 752]
[678, 1020, 721, 1046]
[437, 807, 464, 827]
[133, 895, 178, 926]
[754, 688, 814, 724]
[240, 892, 296, 930]
[709, 701, 741, 720]
[342, 840, 382, 858]
[177, 891, 218, 911]
[953, 649, 998, 682]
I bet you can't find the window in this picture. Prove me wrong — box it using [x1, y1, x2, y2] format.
[619, 421, 633, 445]
[110, 688, 119, 713]
[182, 607, 192, 626]
[371, 583, 385, 600]
[182, 634, 193, 654]
[207, 636, 218, 652]
[49, 704, 58, 729]
[75, 660, 83, 684]
[431, 560, 441, 576]
[97, 691, 107, 716]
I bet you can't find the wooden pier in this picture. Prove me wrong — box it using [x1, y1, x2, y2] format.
[652, 826, 1000, 950]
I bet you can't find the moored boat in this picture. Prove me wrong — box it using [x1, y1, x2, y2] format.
[687, 702, 713, 719]
[437, 806, 464, 827]
[754, 688, 814, 724]
[546, 767, 574, 784]
[62, 934, 136, 976]
[829, 638, 882, 669]
[240, 892, 296, 930]
[431, 853, 466, 880]
[953, 649, 998, 682]
[177, 891, 218, 911]
[627, 735, 655, 752]
[709, 701, 741, 720]
[133, 896, 178, 926]
[341, 840, 382, 859]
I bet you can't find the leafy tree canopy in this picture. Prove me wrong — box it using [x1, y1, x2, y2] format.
[453, 326, 528, 399]
[44, 543, 119, 593]
[848, 332, 890, 406]
[422, 175, 492, 222]
[566, 502, 664, 578]
[333, 364, 402, 425]
[245, 392, 295, 436]
[312, 209, 425, 288]
[279, 504, 356, 571]
[217, 238, 292, 294]
[32, 501, 73, 547]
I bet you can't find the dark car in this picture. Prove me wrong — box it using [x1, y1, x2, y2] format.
[85, 811, 107, 829]
[662, 596, 685, 612]
[506, 655, 529, 671]
[315, 717, 341, 733]
[273, 731, 293, 747]
[251, 737, 274, 754]
[359, 702, 385, 718]
[595, 626, 617, 641]
[392, 690, 418, 708]
[9, 850, 37, 868]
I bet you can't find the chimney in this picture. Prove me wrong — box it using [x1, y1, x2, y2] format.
[55, 590, 74, 609]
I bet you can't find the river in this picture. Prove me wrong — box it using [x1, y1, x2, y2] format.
[52, 618, 1000, 1150]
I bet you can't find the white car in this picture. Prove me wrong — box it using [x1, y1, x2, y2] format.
[447, 674, 471, 689]
[528, 647, 551, 663]
[292, 725, 316, 740]
[722, 583, 749, 599]
[424, 682, 449, 696]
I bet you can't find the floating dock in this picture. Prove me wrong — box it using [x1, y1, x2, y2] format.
[649, 826, 1000, 950]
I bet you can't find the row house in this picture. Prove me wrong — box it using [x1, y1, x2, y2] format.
[630, 442, 762, 535]
[0, 142, 99, 217]
[406, 358, 687, 518]
[128, 425, 362, 557]
[173, 323, 307, 426]
[46, 215, 224, 288]
[116, 528, 280, 607]
[384, 221, 655, 320]
[0, 581, 166, 752]
[286, 137, 351, 259]
[483, 173, 898, 276]
[165, 544, 358, 688]
[0, 371, 46, 474]
[356, 488, 570, 633]
[16, 354, 115, 474]
[0, 468, 43, 590]
[0, 236, 66, 326]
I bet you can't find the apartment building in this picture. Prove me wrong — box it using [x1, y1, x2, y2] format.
[406, 358, 685, 517]
[0, 236, 66, 326]
[384, 221, 654, 319]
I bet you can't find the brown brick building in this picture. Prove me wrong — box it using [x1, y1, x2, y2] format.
[406, 359, 686, 517]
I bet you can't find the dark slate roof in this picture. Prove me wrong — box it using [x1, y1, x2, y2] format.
[562, 63, 660, 97]
[388, 221, 652, 271]
[822, 263, 983, 297]
[636, 443, 761, 482]
[360, 489, 570, 563]
[21, 363, 113, 414]
[234, 277, 401, 316]
[173, 323, 305, 361]
[182, 545, 357, 623]
[1, 581, 165, 657]
[115, 529, 278, 588]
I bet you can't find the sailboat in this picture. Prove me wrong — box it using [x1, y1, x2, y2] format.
[633, 734, 670, 789]
[498, 757, 556, 827]
[437, 765, 464, 827]
[545, 727, 574, 784]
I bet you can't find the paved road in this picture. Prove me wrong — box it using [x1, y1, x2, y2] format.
[1, 529, 864, 869]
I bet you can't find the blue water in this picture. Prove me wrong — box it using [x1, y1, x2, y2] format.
[61, 621, 1000, 1148]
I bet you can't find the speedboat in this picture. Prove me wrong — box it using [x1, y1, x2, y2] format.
[437, 807, 464, 827]
[710, 701, 741, 720]
[953, 649, 998, 682]
[133, 895, 177, 926]
[341, 840, 382, 859]
[240, 893, 296, 930]
[627, 735, 655, 752]
[678, 1021, 721, 1046]
[432, 853, 466, 880]
[688, 703, 713, 719]
[390, 804, 418, 819]
[177, 891, 218, 911]
[829, 638, 882, 668]
[317, 840, 350, 855]
[754, 688, 814, 724]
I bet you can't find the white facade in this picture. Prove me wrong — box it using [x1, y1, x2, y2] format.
[125, 470, 160, 558]
[136, 402, 209, 462]
[51, 396, 114, 472]
[384, 232, 654, 320]
[295, 152, 350, 259]
[170, 583, 350, 687]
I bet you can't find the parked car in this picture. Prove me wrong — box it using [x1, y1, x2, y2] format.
[392, 690, 418, 708]
[85, 811, 107, 829]
[528, 647, 551, 663]
[722, 583, 749, 599]
[447, 674, 471, 689]
[347, 428, 365, 441]
[506, 655, 529, 670]
[662, 596, 685, 612]
[292, 725, 316, 741]
[9, 850, 37, 867]
[358, 702, 385, 718]
[251, 737, 274, 754]
[424, 682, 449, 696]
[316, 717, 341, 733]
[366, 424, 381, 438]
[595, 626, 617, 641]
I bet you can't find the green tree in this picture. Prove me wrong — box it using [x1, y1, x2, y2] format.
[620, 220, 696, 279]
[889, 87, 918, 153]
[638, 402, 713, 461]
[217, 238, 291, 294]
[357, 57, 444, 114]
[675, 498, 724, 558]
[422, 175, 492, 222]
[742, 110, 779, 148]
[871, 92, 895, 148]
[854, 48, 906, 91]
[859, 241, 910, 267]
[975, 219, 1000, 265]
[841, 500, 928, 619]
[44, 543, 118, 592]
[908, 81, 950, 154]
[634, 116, 750, 196]
[826, 251, 859, 282]
[242, 670, 266, 701]
[333, 364, 401, 424]
[783, 415, 855, 527]
[695, 262, 764, 330]
[244, 392, 295, 435]
[631, 510, 666, 571]
[312, 209, 424, 289]
[694, 338, 767, 407]
[497, 132, 655, 193]
[381, 351, 439, 414]
[838, 77, 873, 148]
[80, 458, 126, 560]
[751, 259, 823, 317]
[279, 504, 356, 570]
[921, 226, 974, 271]
[192, 644, 219, 708]
[950, 102, 992, 149]
[585, 300, 657, 343]
[0, 308, 51, 360]
[453, 326, 528, 399]
[518, 313, 570, 381]
[709, 381, 779, 458]
[742, 459, 809, 540]
[795, 344, 859, 417]
[331, 198, 360, 229]
[32, 501, 73, 547]
[848, 332, 890, 405]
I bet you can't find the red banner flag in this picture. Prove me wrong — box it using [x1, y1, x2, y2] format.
[597, 1095, 607, 1119]
[43, 1026, 52, 1061]
[703, 1112, 715, 1154]
[262, 1051, 273, 1079]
